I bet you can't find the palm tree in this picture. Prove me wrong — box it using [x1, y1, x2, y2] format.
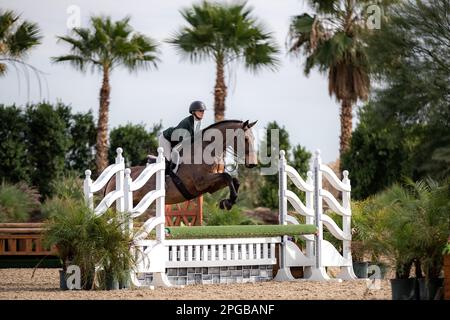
[168, 1, 279, 122]
[53, 16, 160, 172]
[288, 0, 375, 157]
[0, 10, 41, 76]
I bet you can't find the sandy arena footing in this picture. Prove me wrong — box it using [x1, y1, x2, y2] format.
[0, 269, 391, 300]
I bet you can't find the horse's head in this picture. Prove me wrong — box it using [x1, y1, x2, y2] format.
[200, 119, 258, 168]
[242, 120, 258, 168]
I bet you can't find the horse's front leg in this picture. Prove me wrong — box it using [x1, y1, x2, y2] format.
[232, 177, 240, 193]
[218, 173, 239, 210]
[196, 173, 238, 210]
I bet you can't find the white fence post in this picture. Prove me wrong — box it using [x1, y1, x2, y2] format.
[124, 168, 133, 233]
[152, 147, 171, 286]
[155, 147, 166, 243]
[337, 170, 357, 280]
[307, 149, 330, 281]
[84, 170, 93, 210]
[128, 147, 171, 288]
[274, 150, 294, 281]
[303, 171, 315, 277]
[115, 148, 125, 228]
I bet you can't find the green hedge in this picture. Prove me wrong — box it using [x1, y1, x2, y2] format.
[163, 224, 317, 239]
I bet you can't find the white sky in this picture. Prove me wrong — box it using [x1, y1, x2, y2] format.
[0, 0, 355, 163]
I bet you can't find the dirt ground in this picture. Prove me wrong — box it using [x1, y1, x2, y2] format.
[0, 268, 392, 300]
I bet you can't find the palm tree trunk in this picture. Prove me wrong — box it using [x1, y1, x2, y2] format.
[214, 57, 227, 122]
[95, 66, 111, 172]
[340, 98, 353, 156]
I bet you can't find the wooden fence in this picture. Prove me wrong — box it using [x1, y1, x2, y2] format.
[0, 223, 57, 256]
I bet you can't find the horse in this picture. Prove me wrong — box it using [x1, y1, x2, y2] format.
[105, 119, 258, 210]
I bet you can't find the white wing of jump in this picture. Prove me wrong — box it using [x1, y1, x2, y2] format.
[134, 216, 165, 241]
[94, 190, 124, 216]
[130, 189, 165, 218]
[130, 161, 165, 192]
[91, 163, 125, 193]
[285, 165, 314, 192]
[286, 190, 314, 217]
[285, 240, 314, 267]
[320, 189, 351, 216]
[286, 215, 300, 225]
[319, 164, 351, 192]
[300, 234, 315, 241]
[321, 240, 352, 267]
[322, 214, 350, 241]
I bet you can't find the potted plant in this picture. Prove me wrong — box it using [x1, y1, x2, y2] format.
[350, 199, 381, 279]
[93, 211, 135, 290]
[443, 238, 450, 300]
[43, 199, 97, 290]
[43, 175, 137, 290]
[410, 179, 449, 300]
[368, 184, 421, 300]
[371, 179, 450, 300]
[44, 203, 136, 290]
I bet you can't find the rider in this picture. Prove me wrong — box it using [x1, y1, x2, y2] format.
[159, 101, 206, 161]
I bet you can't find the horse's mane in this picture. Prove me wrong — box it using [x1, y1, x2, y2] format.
[176, 120, 245, 148]
[201, 120, 244, 132]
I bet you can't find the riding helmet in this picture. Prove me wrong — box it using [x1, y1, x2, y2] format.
[189, 101, 206, 113]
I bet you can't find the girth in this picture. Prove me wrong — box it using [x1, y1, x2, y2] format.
[147, 156, 197, 201]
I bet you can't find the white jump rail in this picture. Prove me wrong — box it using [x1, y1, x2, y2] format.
[134, 237, 279, 273]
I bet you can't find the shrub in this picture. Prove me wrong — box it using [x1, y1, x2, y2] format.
[41, 174, 85, 219]
[0, 181, 40, 222]
[43, 200, 134, 289]
[203, 189, 257, 226]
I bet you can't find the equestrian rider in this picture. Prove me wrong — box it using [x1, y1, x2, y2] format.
[159, 101, 206, 161]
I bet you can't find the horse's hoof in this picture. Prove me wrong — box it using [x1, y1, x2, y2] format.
[224, 199, 233, 210]
[219, 199, 233, 210]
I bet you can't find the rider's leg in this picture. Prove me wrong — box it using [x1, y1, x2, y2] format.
[158, 134, 172, 161]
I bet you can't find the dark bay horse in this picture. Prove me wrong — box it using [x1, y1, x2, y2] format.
[105, 120, 258, 210]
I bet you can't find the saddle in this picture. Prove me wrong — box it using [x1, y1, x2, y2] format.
[146, 155, 176, 172]
[147, 148, 180, 173]
[146, 153, 195, 201]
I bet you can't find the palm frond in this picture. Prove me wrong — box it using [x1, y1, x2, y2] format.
[169, 1, 278, 72]
[288, 1, 371, 102]
[54, 15, 160, 73]
[244, 41, 280, 73]
[0, 10, 41, 58]
[287, 13, 316, 54]
[6, 20, 41, 56]
[51, 54, 93, 72]
[307, 0, 341, 15]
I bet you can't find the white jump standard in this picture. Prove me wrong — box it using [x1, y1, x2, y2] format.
[83, 147, 358, 288]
